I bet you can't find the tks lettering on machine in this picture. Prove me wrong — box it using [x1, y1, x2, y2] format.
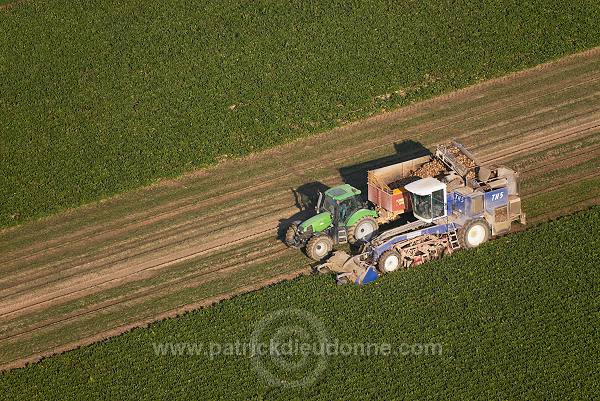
[285, 141, 526, 285]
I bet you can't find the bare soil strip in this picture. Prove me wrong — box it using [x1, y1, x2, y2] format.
[1, 47, 600, 371]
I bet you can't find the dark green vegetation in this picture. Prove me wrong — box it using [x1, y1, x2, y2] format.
[2, 207, 598, 400]
[2, 0, 600, 227]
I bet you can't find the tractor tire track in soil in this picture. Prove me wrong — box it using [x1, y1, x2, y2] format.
[1, 47, 600, 371]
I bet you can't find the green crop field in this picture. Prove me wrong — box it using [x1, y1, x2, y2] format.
[1, 0, 600, 227]
[1, 207, 598, 400]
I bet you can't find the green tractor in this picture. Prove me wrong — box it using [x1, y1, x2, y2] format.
[285, 184, 379, 260]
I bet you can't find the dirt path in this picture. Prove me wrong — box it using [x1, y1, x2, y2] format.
[1, 47, 600, 371]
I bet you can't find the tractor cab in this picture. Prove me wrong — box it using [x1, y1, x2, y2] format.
[317, 184, 364, 223]
[404, 177, 447, 223]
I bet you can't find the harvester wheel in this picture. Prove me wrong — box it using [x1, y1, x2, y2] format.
[348, 216, 378, 244]
[458, 219, 490, 248]
[378, 250, 401, 273]
[284, 222, 299, 247]
[305, 235, 334, 261]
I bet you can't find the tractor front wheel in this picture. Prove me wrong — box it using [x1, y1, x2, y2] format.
[285, 222, 299, 247]
[305, 235, 334, 261]
[348, 216, 378, 244]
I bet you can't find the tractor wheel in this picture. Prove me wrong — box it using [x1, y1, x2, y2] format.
[378, 250, 402, 274]
[284, 222, 299, 247]
[458, 219, 490, 249]
[347, 216, 378, 244]
[305, 235, 334, 261]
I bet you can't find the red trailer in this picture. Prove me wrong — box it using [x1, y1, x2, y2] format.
[367, 155, 432, 224]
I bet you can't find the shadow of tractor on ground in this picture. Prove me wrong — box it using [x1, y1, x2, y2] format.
[278, 139, 431, 244]
[277, 181, 329, 242]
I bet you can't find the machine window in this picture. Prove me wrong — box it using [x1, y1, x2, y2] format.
[339, 197, 362, 222]
[431, 189, 445, 218]
[411, 193, 432, 220]
[320, 195, 336, 214]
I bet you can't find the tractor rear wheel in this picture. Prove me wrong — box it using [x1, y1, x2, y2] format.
[285, 222, 299, 247]
[348, 216, 378, 244]
[458, 219, 490, 248]
[305, 235, 334, 261]
[378, 250, 402, 273]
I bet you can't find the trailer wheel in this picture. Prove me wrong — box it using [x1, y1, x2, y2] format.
[284, 222, 299, 247]
[458, 219, 490, 248]
[305, 235, 333, 261]
[378, 250, 401, 273]
[348, 216, 378, 244]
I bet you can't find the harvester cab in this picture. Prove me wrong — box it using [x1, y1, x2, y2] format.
[404, 177, 447, 223]
[285, 184, 379, 261]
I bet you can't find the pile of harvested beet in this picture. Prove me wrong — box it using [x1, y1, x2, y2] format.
[447, 144, 476, 168]
[413, 159, 446, 178]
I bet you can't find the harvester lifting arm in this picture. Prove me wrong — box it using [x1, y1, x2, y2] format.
[435, 141, 479, 177]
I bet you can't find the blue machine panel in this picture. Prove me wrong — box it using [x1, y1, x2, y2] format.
[453, 192, 466, 214]
[356, 266, 379, 285]
[484, 188, 509, 214]
[446, 192, 453, 215]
